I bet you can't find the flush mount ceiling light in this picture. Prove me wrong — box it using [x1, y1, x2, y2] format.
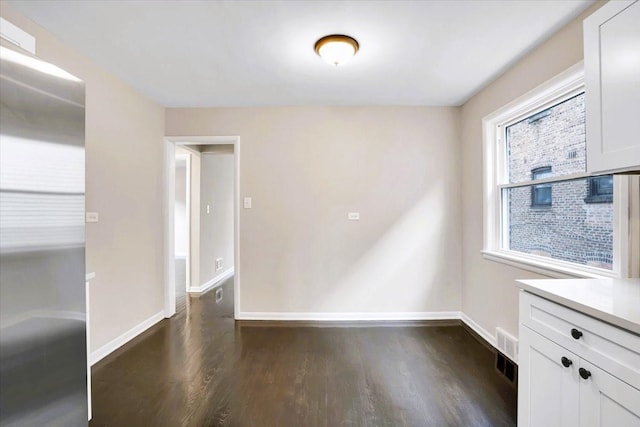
[314, 34, 359, 66]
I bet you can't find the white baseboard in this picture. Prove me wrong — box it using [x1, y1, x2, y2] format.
[237, 311, 462, 322]
[235, 310, 500, 354]
[88, 305, 501, 366]
[188, 268, 234, 294]
[460, 312, 497, 349]
[90, 310, 165, 366]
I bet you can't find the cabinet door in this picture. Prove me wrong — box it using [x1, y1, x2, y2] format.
[584, 0, 640, 173]
[579, 360, 640, 427]
[518, 326, 580, 427]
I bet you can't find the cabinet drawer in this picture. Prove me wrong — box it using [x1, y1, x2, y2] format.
[520, 290, 640, 390]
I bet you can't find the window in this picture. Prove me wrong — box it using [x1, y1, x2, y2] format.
[531, 167, 552, 207]
[483, 64, 638, 278]
[585, 175, 613, 203]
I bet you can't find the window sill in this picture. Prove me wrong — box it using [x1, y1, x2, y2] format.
[481, 250, 618, 280]
[530, 205, 552, 210]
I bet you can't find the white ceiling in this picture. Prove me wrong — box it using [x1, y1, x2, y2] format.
[6, 0, 594, 107]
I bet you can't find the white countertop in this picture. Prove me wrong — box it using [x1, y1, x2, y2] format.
[516, 278, 640, 335]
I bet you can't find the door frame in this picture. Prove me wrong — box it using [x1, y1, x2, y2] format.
[163, 136, 241, 319]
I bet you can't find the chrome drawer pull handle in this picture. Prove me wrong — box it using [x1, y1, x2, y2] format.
[571, 328, 583, 340]
[561, 357, 573, 368]
[579, 368, 592, 380]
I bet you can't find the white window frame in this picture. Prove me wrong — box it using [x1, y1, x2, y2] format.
[482, 62, 638, 279]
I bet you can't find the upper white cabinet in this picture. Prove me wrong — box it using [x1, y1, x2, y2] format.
[584, 0, 640, 174]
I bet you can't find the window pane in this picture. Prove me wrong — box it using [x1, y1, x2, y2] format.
[532, 183, 551, 207]
[506, 93, 586, 184]
[586, 175, 614, 203]
[531, 167, 552, 207]
[504, 178, 613, 270]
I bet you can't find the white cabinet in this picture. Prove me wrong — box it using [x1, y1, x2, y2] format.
[519, 326, 579, 426]
[584, 0, 640, 174]
[581, 360, 640, 427]
[518, 291, 640, 427]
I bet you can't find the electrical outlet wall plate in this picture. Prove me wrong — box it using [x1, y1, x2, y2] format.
[86, 212, 99, 223]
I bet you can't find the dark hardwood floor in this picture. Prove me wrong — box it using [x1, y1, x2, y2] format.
[89, 278, 516, 426]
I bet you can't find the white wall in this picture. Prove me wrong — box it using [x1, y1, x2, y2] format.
[199, 153, 234, 284]
[459, 2, 606, 339]
[166, 107, 462, 317]
[0, 5, 166, 352]
[174, 160, 187, 257]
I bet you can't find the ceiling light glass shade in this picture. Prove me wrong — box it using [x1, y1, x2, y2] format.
[314, 35, 359, 66]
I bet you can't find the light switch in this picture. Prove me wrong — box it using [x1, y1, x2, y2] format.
[244, 197, 252, 209]
[86, 212, 99, 223]
[206, 204, 211, 214]
[348, 212, 360, 220]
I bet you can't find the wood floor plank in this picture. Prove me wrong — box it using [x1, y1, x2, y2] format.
[89, 278, 516, 426]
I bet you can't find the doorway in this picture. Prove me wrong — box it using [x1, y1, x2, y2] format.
[163, 136, 241, 319]
[174, 151, 190, 303]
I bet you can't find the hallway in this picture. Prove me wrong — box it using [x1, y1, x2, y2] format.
[89, 278, 516, 426]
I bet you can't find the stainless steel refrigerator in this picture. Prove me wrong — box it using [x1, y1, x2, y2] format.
[0, 44, 87, 425]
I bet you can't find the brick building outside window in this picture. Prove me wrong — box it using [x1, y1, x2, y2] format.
[505, 92, 613, 269]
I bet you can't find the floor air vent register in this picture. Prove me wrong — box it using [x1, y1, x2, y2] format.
[495, 327, 518, 384]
